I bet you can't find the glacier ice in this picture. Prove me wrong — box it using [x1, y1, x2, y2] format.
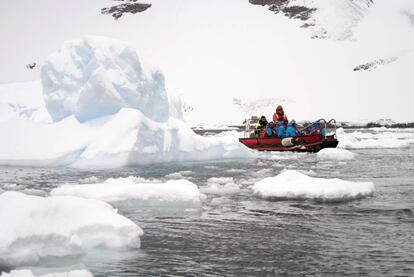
[41, 36, 169, 123]
[0, 192, 143, 267]
[252, 170, 374, 202]
[0, 36, 252, 168]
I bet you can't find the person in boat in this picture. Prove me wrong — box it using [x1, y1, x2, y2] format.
[286, 120, 298, 137]
[256, 116, 268, 129]
[276, 121, 286, 137]
[273, 105, 288, 126]
[255, 116, 268, 137]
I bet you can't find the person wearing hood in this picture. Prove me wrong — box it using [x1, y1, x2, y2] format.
[273, 105, 288, 126]
[256, 116, 268, 129]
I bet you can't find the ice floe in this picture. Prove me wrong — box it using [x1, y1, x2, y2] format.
[252, 170, 374, 202]
[0, 192, 143, 267]
[201, 177, 240, 195]
[0, 269, 93, 277]
[317, 148, 356, 161]
[51, 177, 202, 207]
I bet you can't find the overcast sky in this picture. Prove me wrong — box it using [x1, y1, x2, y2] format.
[1, 0, 414, 124]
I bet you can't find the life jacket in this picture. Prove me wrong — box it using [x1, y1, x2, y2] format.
[266, 127, 273, 137]
[273, 105, 288, 126]
[277, 122, 286, 137]
[286, 122, 296, 137]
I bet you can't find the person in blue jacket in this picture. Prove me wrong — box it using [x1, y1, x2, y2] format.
[276, 121, 286, 137]
[286, 121, 297, 137]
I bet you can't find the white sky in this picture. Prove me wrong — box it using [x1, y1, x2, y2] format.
[1, 0, 414, 124]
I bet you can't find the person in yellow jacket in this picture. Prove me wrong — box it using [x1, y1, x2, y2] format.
[255, 116, 268, 129]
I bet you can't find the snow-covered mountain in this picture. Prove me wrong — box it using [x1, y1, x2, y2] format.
[1, 0, 413, 124]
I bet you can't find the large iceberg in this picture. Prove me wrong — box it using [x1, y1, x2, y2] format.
[0, 192, 143, 267]
[0, 36, 251, 168]
[41, 36, 169, 123]
[252, 170, 374, 202]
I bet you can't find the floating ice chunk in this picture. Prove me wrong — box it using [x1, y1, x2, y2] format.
[252, 170, 374, 202]
[0, 269, 93, 277]
[207, 177, 234, 184]
[201, 177, 240, 195]
[317, 148, 356, 160]
[51, 177, 202, 207]
[78, 176, 99, 184]
[0, 192, 143, 267]
[20, 189, 48, 197]
[165, 172, 186, 179]
[200, 183, 240, 195]
[41, 36, 169, 123]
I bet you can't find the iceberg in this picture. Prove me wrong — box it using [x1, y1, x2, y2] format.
[0, 36, 252, 168]
[41, 36, 169, 123]
[51, 177, 202, 207]
[0, 192, 143, 267]
[252, 170, 374, 202]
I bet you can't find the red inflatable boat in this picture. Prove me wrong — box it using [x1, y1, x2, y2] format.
[239, 119, 339, 152]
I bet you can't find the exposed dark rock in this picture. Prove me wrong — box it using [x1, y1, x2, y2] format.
[353, 57, 398, 71]
[282, 6, 316, 20]
[249, 0, 316, 21]
[102, 0, 152, 20]
[300, 22, 315, 28]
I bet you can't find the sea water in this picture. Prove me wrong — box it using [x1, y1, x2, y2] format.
[0, 128, 413, 276]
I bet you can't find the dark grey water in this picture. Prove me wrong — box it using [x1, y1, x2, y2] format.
[1, 130, 414, 276]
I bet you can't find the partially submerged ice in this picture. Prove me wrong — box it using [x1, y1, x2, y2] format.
[317, 148, 356, 161]
[0, 191, 143, 267]
[0, 269, 93, 277]
[252, 170, 374, 202]
[51, 177, 203, 207]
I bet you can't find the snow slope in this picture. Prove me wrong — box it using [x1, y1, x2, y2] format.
[0, 191, 143, 267]
[252, 170, 374, 202]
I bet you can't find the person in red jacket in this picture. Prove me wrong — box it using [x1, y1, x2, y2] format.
[273, 105, 288, 125]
